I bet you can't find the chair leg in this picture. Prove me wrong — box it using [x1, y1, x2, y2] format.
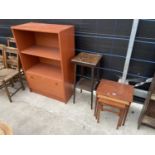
[18, 73, 25, 90]
[10, 79, 14, 87]
[4, 81, 12, 102]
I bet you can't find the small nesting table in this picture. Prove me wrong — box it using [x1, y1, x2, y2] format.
[72, 52, 102, 109]
[95, 79, 134, 129]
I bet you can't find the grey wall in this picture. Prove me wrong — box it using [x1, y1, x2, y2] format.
[0, 19, 155, 91]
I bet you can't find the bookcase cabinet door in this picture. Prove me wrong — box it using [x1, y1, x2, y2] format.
[26, 73, 65, 100]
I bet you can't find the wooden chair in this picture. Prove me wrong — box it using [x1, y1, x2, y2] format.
[7, 37, 16, 47]
[0, 46, 25, 102]
[6, 37, 23, 75]
[0, 44, 6, 69]
[4, 46, 20, 70]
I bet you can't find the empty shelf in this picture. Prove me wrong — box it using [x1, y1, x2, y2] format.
[21, 45, 60, 60]
[26, 63, 62, 81]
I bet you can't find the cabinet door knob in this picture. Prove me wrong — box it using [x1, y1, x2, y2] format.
[30, 76, 34, 79]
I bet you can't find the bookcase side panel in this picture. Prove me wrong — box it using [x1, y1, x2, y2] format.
[59, 27, 75, 102]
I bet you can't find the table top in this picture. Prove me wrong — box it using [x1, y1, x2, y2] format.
[71, 52, 102, 67]
[97, 79, 134, 103]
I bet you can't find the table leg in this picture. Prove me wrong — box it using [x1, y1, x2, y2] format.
[117, 109, 124, 129]
[97, 103, 101, 123]
[94, 96, 98, 117]
[91, 67, 95, 109]
[73, 64, 77, 104]
[122, 106, 129, 126]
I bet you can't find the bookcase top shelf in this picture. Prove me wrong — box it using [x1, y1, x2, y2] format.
[21, 45, 61, 60]
[11, 22, 73, 33]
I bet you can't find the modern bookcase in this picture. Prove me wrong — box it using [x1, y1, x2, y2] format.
[11, 22, 75, 102]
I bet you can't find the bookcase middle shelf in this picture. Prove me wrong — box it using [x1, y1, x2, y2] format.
[21, 45, 60, 61]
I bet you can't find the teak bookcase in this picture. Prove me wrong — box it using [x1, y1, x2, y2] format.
[11, 22, 75, 102]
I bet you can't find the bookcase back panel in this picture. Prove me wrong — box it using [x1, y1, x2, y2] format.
[35, 32, 59, 48]
[14, 30, 59, 50]
[21, 54, 39, 71]
[13, 30, 35, 51]
[39, 57, 61, 68]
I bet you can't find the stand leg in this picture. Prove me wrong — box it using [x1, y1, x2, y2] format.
[80, 66, 84, 93]
[91, 67, 95, 109]
[73, 65, 77, 104]
[97, 66, 100, 82]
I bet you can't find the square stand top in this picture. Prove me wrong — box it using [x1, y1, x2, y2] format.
[97, 79, 134, 104]
[71, 52, 102, 67]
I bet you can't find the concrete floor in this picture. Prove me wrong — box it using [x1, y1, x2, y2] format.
[0, 82, 155, 135]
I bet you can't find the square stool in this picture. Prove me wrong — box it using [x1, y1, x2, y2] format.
[72, 52, 102, 109]
[95, 79, 134, 129]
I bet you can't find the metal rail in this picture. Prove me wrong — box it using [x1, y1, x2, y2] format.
[121, 19, 139, 83]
